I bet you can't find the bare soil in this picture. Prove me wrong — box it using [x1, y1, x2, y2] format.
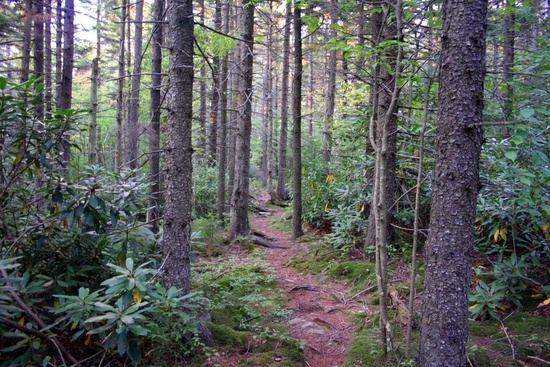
[249, 195, 373, 367]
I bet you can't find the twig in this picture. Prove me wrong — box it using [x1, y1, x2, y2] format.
[313, 317, 339, 330]
[290, 285, 320, 292]
[348, 285, 377, 302]
[499, 318, 517, 359]
[527, 356, 550, 365]
[0, 318, 77, 366]
[1, 269, 79, 365]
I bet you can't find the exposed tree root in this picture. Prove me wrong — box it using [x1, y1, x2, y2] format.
[250, 234, 289, 249]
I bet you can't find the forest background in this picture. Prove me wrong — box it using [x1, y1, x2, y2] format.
[0, 0, 549, 366]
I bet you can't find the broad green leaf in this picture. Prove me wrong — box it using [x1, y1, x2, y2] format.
[520, 108, 535, 119]
[504, 151, 517, 161]
[519, 176, 532, 186]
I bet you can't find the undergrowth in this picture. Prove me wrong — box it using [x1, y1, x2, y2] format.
[191, 246, 304, 367]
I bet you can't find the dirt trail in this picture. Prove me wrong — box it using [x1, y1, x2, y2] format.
[251, 196, 362, 367]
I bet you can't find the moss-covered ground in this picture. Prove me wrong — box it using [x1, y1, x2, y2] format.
[187, 213, 549, 367]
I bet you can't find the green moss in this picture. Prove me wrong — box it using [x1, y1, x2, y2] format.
[329, 261, 376, 287]
[270, 215, 292, 233]
[466, 343, 492, 367]
[345, 328, 386, 367]
[504, 312, 550, 360]
[206, 323, 249, 348]
[469, 320, 500, 337]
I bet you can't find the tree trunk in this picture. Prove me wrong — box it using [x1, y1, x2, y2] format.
[59, 0, 74, 165]
[33, 0, 44, 119]
[162, 0, 194, 293]
[208, 0, 222, 165]
[55, 0, 62, 103]
[44, 0, 52, 115]
[198, 0, 207, 158]
[126, 0, 144, 170]
[365, 2, 399, 255]
[148, 0, 164, 234]
[89, 0, 101, 166]
[216, 1, 230, 227]
[276, 0, 291, 201]
[21, 0, 32, 83]
[502, 0, 515, 137]
[115, 0, 126, 173]
[89, 57, 99, 165]
[292, 2, 303, 240]
[261, 2, 273, 191]
[227, 13, 240, 213]
[229, 1, 254, 241]
[323, 0, 338, 162]
[417, 0, 488, 365]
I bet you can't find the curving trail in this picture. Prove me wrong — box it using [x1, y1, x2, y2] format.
[251, 195, 364, 367]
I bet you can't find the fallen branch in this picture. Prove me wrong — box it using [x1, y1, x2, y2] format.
[250, 234, 289, 249]
[251, 230, 276, 241]
[290, 285, 320, 292]
[527, 356, 550, 365]
[314, 317, 339, 330]
[499, 319, 517, 359]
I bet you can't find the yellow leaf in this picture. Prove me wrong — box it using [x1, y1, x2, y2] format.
[355, 203, 360, 211]
[133, 289, 142, 304]
[500, 228, 507, 241]
[469, 304, 479, 310]
[32, 165, 43, 178]
[493, 228, 500, 242]
[85, 334, 92, 346]
[544, 299, 550, 306]
[352, 237, 357, 244]
[326, 174, 335, 183]
[18, 317, 25, 325]
[324, 202, 330, 212]
[13, 153, 24, 167]
[361, 205, 365, 213]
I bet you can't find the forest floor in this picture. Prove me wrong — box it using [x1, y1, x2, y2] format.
[201, 194, 550, 367]
[249, 195, 365, 367]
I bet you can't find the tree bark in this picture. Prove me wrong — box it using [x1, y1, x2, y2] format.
[115, 0, 126, 173]
[59, 0, 74, 165]
[261, 2, 274, 191]
[418, 0, 488, 365]
[292, 1, 303, 240]
[89, 0, 101, 166]
[148, 0, 164, 234]
[162, 0, 194, 293]
[89, 57, 99, 165]
[198, 0, 207, 158]
[216, 1, 230, 227]
[33, 0, 44, 120]
[21, 0, 32, 83]
[502, 0, 515, 137]
[275, 0, 292, 201]
[365, 2, 399, 255]
[44, 0, 52, 115]
[323, 0, 338, 162]
[208, 0, 222, 165]
[229, 1, 255, 241]
[55, 0, 62, 103]
[126, 0, 144, 169]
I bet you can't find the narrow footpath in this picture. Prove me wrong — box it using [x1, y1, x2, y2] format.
[250, 196, 362, 367]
